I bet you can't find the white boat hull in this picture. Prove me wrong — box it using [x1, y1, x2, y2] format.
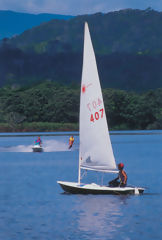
[32, 145, 43, 152]
[57, 181, 145, 195]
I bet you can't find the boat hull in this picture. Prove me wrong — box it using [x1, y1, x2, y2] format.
[57, 181, 144, 195]
[32, 146, 43, 152]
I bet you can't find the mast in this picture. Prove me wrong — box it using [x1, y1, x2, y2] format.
[78, 22, 87, 184]
[78, 156, 81, 184]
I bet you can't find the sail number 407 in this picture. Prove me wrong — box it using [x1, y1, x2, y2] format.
[90, 108, 104, 122]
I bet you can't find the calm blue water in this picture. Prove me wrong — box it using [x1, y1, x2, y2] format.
[0, 132, 161, 240]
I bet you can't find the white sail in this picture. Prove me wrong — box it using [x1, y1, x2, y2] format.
[79, 22, 117, 172]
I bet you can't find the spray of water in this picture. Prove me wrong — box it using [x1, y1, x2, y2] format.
[0, 139, 74, 152]
[44, 140, 69, 152]
[0, 145, 33, 152]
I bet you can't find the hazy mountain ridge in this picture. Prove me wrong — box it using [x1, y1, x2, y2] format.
[0, 10, 74, 39]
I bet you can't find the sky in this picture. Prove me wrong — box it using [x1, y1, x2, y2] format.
[0, 0, 162, 15]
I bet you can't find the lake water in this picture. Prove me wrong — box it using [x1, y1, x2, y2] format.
[0, 131, 161, 240]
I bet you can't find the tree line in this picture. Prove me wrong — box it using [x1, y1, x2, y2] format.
[0, 82, 162, 131]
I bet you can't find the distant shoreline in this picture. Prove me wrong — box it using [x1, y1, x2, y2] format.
[0, 122, 161, 136]
[0, 122, 79, 133]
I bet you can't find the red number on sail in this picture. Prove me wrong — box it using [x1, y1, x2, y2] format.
[90, 114, 94, 122]
[95, 112, 99, 120]
[90, 109, 104, 122]
[100, 108, 104, 118]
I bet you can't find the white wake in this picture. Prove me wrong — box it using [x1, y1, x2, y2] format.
[0, 139, 73, 152]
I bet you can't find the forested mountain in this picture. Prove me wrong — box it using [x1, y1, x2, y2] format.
[1, 8, 162, 91]
[8, 8, 162, 54]
[0, 10, 73, 39]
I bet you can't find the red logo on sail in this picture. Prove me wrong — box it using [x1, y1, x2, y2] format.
[82, 83, 92, 93]
[82, 85, 86, 93]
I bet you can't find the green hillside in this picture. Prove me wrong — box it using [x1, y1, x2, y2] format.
[1, 8, 162, 91]
[8, 8, 162, 54]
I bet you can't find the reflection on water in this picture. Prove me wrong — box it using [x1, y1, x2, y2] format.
[74, 195, 130, 239]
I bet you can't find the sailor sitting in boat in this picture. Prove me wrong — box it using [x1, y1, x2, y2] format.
[109, 163, 127, 187]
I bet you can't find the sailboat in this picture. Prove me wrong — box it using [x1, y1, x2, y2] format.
[57, 22, 144, 195]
